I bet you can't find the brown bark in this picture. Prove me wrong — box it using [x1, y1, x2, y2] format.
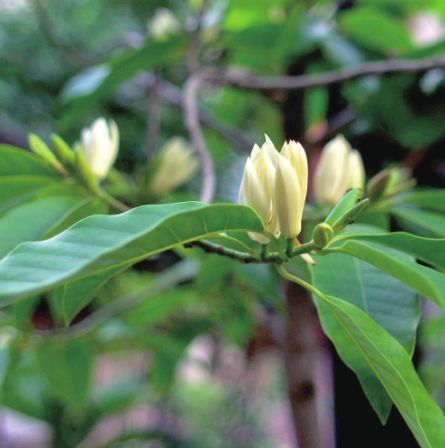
[283, 281, 321, 448]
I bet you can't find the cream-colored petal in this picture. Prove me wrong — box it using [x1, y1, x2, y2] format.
[347, 150, 365, 190]
[274, 155, 303, 238]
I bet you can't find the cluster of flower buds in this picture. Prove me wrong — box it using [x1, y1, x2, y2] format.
[313, 135, 365, 205]
[149, 137, 199, 195]
[239, 136, 308, 243]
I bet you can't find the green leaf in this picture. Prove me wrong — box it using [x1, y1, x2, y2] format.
[49, 265, 126, 326]
[37, 339, 93, 412]
[390, 206, 445, 237]
[0, 195, 86, 258]
[61, 38, 184, 128]
[312, 251, 420, 421]
[337, 230, 445, 271]
[150, 319, 211, 392]
[0, 202, 263, 304]
[0, 145, 60, 213]
[43, 197, 108, 239]
[339, 7, 413, 54]
[124, 288, 196, 327]
[330, 240, 445, 309]
[396, 190, 445, 212]
[0, 145, 58, 178]
[314, 292, 445, 448]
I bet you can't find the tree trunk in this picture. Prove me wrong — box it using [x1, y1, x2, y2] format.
[283, 281, 321, 448]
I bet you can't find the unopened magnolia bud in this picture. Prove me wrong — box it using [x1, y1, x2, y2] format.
[148, 8, 181, 40]
[81, 118, 119, 180]
[51, 134, 75, 166]
[314, 135, 365, 205]
[74, 144, 100, 194]
[366, 169, 392, 200]
[312, 223, 334, 249]
[149, 138, 198, 196]
[28, 134, 66, 174]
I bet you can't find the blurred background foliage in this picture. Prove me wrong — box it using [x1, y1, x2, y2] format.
[0, 0, 445, 447]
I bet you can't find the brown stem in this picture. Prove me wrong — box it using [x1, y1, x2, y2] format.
[214, 55, 445, 90]
[283, 281, 321, 448]
[183, 73, 216, 202]
[138, 73, 253, 152]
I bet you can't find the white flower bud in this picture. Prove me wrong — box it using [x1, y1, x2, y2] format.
[239, 137, 308, 242]
[149, 137, 199, 195]
[81, 118, 119, 180]
[313, 135, 365, 205]
[148, 8, 181, 40]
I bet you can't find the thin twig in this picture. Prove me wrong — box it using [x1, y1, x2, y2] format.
[183, 73, 216, 202]
[213, 55, 445, 90]
[138, 74, 253, 152]
[185, 240, 269, 263]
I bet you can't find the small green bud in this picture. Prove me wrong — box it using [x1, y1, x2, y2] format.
[312, 223, 334, 249]
[28, 133, 66, 174]
[74, 144, 99, 194]
[332, 199, 370, 232]
[51, 134, 75, 166]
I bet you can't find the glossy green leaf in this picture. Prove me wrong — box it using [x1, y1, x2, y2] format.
[314, 291, 445, 448]
[43, 197, 108, 239]
[330, 240, 445, 309]
[337, 231, 445, 270]
[312, 251, 420, 421]
[37, 339, 93, 412]
[0, 202, 263, 304]
[390, 206, 445, 237]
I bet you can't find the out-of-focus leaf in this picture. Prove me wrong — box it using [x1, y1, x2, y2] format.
[150, 319, 211, 392]
[37, 339, 93, 412]
[339, 7, 413, 54]
[391, 206, 445, 237]
[61, 38, 184, 127]
[395, 190, 445, 212]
